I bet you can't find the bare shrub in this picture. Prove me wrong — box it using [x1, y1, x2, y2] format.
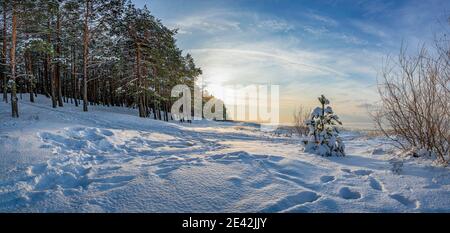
[292, 106, 310, 137]
[373, 43, 450, 163]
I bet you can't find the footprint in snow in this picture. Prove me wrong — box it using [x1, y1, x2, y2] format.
[341, 168, 352, 173]
[226, 176, 242, 186]
[342, 168, 373, 175]
[320, 175, 335, 183]
[423, 183, 441, 189]
[389, 193, 420, 209]
[89, 175, 136, 191]
[340, 168, 356, 178]
[368, 177, 384, 191]
[339, 187, 361, 200]
[353, 169, 373, 176]
[261, 191, 321, 212]
[371, 148, 385, 155]
[153, 157, 204, 179]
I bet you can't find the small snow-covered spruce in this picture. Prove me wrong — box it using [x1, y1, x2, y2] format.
[304, 95, 345, 156]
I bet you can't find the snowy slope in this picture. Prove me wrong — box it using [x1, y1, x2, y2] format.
[0, 95, 449, 212]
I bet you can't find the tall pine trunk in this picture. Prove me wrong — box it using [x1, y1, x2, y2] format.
[82, 0, 90, 112]
[56, 11, 63, 107]
[26, 52, 34, 102]
[48, 19, 57, 108]
[72, 45, 78, 107]
[51, 62, 57, 108]
[2, 1, 7, 103]
[10, 1, 18, 118]
[136, 43, 145, 118]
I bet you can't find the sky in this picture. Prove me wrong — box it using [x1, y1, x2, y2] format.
[132, 0, 450, 126]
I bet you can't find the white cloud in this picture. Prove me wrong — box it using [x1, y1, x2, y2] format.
[350, 20, 388, 39]
[169, 11, 241, 34]
[303, 25, 329, 35]
[336, 33, 369, 45]
[305, 12, 339, 27]
[257, 19, 295, 32]
[190, 48, 346, 78]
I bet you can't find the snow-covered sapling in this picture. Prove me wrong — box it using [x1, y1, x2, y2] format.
[304, 95, 345, 156]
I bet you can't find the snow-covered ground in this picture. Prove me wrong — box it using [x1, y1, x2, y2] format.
[0, 95, 449, 212]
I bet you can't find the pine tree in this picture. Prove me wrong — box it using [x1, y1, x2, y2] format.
[0, 0, 216, 121]
[304, 95, 345, 156]
[1, 0, 8, 103]
[19, 1, 51, 104]
[9, 0, 19, 117]
[61, 0, 82, 106]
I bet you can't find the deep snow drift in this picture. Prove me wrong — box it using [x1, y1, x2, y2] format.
[0, 96, 449, 212]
